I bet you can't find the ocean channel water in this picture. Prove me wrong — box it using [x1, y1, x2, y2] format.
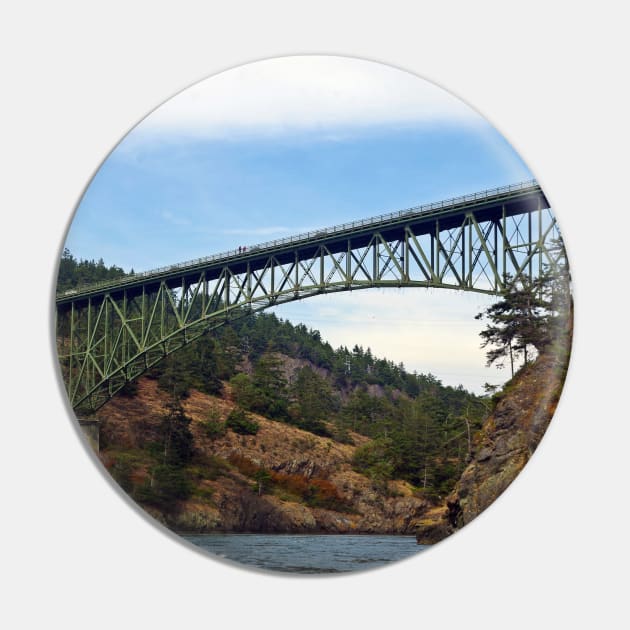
[181, 533, 428, 574]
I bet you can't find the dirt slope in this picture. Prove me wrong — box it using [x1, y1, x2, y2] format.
[98, 378, 431, 534]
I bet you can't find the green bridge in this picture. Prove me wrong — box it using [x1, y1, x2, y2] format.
[56, 180, 566, 414]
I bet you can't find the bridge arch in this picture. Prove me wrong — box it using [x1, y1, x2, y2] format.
[56, 181, 566, 412]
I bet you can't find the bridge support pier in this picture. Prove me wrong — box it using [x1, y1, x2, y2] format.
[77, 417, 100, 453]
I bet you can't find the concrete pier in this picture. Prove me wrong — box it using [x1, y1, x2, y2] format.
[77, 417, 100, 453]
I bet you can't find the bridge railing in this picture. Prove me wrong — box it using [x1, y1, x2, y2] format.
[58, 179, 539, 298]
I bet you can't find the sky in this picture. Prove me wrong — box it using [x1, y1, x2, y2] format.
[64, 56, 535, 393]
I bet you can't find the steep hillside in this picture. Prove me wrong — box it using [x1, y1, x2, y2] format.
[99, 377, 433, 534]
[415, 347, 570, 544]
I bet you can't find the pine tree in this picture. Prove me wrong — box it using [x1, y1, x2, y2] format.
[475, 277, 548, 377]
[159, 397, 194, 466]
[289, 366, 338, 435]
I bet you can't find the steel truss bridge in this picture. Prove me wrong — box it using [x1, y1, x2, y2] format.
[56, 180, 566, 413]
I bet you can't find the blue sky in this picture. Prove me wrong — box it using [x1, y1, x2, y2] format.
[64, 56, 535, 393]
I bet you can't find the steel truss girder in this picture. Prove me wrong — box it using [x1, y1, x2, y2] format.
[56, 203, 566, 412]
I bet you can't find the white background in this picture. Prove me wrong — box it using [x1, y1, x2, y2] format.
[1, 2, 628, 628]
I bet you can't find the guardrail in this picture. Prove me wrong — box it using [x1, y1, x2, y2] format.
[58, 179, 539, 298]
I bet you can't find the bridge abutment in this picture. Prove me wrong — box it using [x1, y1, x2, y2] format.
[77, 417, 100, 453]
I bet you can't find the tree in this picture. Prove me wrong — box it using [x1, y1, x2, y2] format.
[153, 336, 223, 398]
[249, 354, 290, 421]
[159, 397, 194, 466]
[289, 366, 338, 435]
[535, 250, 573, 350]
[475, 277, 548, 377]
[134, 396, 195, 511]
[135, 464, 191, 510]
[225, 407, 259, 435]
[230, 373, 258, 409]
[253, 469, 272, 495]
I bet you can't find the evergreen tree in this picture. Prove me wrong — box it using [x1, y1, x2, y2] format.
[289, 366, 338, 435]
[536, 250, 573, 349]
[159, 397, 194, 466]
[475, 277, 548, 377]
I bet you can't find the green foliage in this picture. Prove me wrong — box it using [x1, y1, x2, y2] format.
[352, 437, 396, 483]
[288, 366, 337, 436]
[159, 398, 194, 466]
[189, 454, 231, 481]
[152, 336, 224, 399]
[230, 354, 291, 421]
[330, 425, 354, 445]
[226, 407, 260, 435]
[109, 456, 134, 493]
[218, 310, 422, 397]
[476, 255, 572, 378]
[129, 398, 197, 511]
[251, 354, 290, 420]
[57, 248, 127, 291]
[253, 469, 272, 495]
[134, 464, 192, 509]
[201, 404, 226, 439]
[475, 277, 548, 376]
[201, 418, 227, 439]
[191, 486, 216, 503]
[229, 373, 258, 409]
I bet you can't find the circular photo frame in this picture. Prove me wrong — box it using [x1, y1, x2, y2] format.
[55, 55, 572, 574]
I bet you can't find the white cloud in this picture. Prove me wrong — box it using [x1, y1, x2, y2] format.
[272, 288, 504, 393]
[133, 56, 484, 140]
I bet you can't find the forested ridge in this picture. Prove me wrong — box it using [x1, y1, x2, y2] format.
[57, 248, 128, 291]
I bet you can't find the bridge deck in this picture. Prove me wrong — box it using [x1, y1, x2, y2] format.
[56, 179, 547, 306]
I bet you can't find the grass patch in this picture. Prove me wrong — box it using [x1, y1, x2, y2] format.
[190, 485, 216, 504]
[188, 454, 230, 481]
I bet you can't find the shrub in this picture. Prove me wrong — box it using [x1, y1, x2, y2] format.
[331, 425, 354, 445]
[292, 436, 317, 452]
[110, 457, 134, 493]
[134, 464, 191, 510]
[202, 418, 226, 439]
[228, 453, 261, 477]
[191, 486, 215, 503]
[304, 478, 350, 512]
[269, 471, 353, 512]
[226, 407, 259, 435]
[187, 454, 230, 481]
[253, 469, 272, 495]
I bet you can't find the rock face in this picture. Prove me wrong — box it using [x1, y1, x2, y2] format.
[98, 378, 431, 535]
[416, 349, 569, 545]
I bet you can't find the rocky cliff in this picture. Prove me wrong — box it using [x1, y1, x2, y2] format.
[416, 348, 570, 544]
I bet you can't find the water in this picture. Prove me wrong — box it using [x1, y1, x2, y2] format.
[181, 533, 428, 574]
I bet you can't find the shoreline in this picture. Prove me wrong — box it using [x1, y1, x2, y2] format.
[179, 531, 420, 537]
